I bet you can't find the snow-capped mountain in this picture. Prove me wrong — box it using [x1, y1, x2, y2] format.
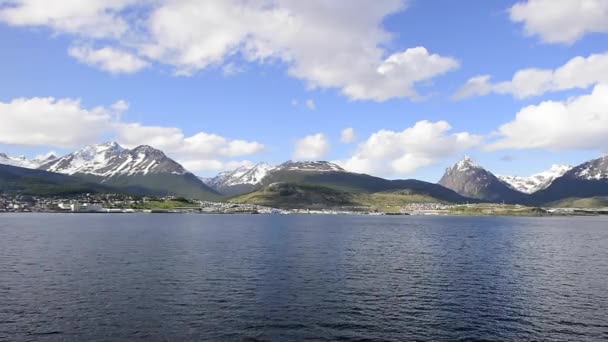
[38, 142, 218, 199]
[204, 161, 345, 196]
[0, 152, 57, 169]
[275, 160, 344, 172]
[498, 164, 573, 194]
[438, 157, 527, 203]
[572, 156, 608, 180]
[203, 163, 275, 196]
[533, 156, 608, 203]
[39, 142, 187, 178]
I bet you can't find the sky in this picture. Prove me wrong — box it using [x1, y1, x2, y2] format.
[1, 0, 608, 181]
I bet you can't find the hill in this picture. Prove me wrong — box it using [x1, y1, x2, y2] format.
[0, 164, 112, 196]
[232, 182, 466, 212]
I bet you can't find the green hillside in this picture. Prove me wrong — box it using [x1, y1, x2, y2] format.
[0, 164, 110, 196]
[548, 196, 608, 208]
[258, 170, 472, 203]
[231, 182, 459, 212]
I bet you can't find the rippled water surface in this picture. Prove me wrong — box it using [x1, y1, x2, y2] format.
[1, 214, 607, 341]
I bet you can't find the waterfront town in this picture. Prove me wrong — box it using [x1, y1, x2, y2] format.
[0, 192, 462, 215]
[2, 192, 607, 216]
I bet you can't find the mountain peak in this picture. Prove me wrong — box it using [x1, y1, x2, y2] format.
[572, 156, 608, 180]
[131, 145, 166, 156]
[454, 156, 480, 172]
[278, 160, 345, 172]
[440, 158, 525, 202]
[203, 162, 277, 195]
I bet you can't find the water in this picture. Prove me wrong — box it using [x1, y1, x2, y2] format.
[0, 214, 607, 341]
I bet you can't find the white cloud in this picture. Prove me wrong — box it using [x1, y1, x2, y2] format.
[455, 51, 608, 99]
[0, 0, 459, 101]
[222, 62, 244, 77]
[293, 133, 329, 160]
[338, 121, 481, 176]
[487, 83, 608, 151]
[510, 0, 608, 44]
[114, 123, 265, 169]
[0, 0, 135, 38]
[0, 97, 114, 147]
[180, 159, 255, 173]
[340, 127, 356, 143]
[68, 45, 149, 74]
[305, 99, 315, 110]
[0, 96, 265, 172]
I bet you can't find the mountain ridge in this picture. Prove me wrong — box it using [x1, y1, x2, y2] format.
[498, 164, 573, 194]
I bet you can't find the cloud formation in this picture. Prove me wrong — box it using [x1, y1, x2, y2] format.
[340, 128, 356, 144]
[0, 96, 265, 171]
[293, 133, 330, 160]
[488, 83, 608, 151]
[0, 0, 135, 38]
[510, 0, 608, 44]
[68, 45, 149, 74]
[0, 97, 114, 147]
[338, 120, 481, 176]
[0, 0, 459, 101]
[454, 51, 608, 99]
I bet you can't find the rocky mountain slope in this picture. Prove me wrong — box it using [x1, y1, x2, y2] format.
[438, 157, 529, 203]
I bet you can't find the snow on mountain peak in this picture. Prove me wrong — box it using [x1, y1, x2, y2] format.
[0, 152, 55, 169]
[277, 160, 345, 172]
[498, 164, 573, 194]
[453, 156, 481, 172]
[573, 156, 608, 180]
[205, 162, 276, 189]
[39, 143, 186, 178]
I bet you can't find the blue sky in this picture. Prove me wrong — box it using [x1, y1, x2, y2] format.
[1, 0, 608, 181]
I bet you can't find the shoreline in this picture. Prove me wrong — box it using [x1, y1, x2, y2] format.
[2, 209, 607, 217]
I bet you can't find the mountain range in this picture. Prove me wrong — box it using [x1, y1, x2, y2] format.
[438, 156, 608, 205]
[0, 152, 57, 169]
[2, 142, 219, 199]
[2, 143, 608, 207]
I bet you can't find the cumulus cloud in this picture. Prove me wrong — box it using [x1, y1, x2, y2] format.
[0, 96, 265, 172]
[0, 97, 115, 147]
[510, 0, 608, 44]
[68, 45, 149, 74]
[0, 0, 459, 101]
[338, 121, 481, 176]
[114, 123, 265, 171]
[454, 51, 608, 99]
[293, 133, 329, 160]
[0, 0, 135, 38]
[487, 83, 608, 151]
[180, 159, 255, 173]
[340, 128, 356, 144]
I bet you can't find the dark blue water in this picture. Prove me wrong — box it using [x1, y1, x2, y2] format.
[0, 214, 607, 341]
